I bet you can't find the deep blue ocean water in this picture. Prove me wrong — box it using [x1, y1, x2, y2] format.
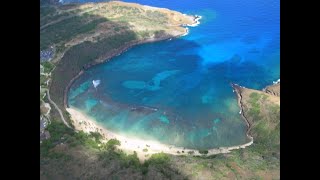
[67, 0, 279, 149]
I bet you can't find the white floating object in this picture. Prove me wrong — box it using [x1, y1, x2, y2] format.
[92, 80, 101, 88]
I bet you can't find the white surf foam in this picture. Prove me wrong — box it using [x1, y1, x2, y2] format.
[273, 79, 280, 84]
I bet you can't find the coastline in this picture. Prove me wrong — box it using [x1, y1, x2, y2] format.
[231, 83, 254, 144]
[64, 35, 184, 108]
[262, 80, 280, 97]
[63, 15, 197, 108]
[62, 13, 254, 160]
[185, 15, 202, 27]
[67, 107, 253, 161]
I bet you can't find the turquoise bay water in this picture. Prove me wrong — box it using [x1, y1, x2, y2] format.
[68, 0, 279, 149]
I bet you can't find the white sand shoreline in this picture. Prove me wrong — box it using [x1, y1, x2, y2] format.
[64, 13, 253, 162]
[67, 107, 253, 161]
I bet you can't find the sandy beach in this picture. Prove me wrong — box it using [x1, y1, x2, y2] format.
[63, 12, 254, 161]
[67, 107, 253, 161]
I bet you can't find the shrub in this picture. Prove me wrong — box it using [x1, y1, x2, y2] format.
[46, 120, 74, 142]
[106, 139, 121, 150]
[120, 151, 140, 168]
[41, 61, 55, 73]
[198, 149, 209, 155]
[144, 153, 170, 166]
[188, 151, 195, 155]
[89, 132, 102, 142]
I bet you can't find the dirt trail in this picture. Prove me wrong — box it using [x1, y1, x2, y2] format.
[46, 89, 71, 128]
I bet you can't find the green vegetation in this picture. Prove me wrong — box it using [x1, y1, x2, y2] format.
[55, 44, 66, 53]
[40, 12, 70, 28]
[40, 75, 47, 86]
[188, 150, 195, 155]
[247, 92, 280, 151]
[145, 10, 167, 23]
[249, 92, 260, 102]
[97, 150, 173, 177]
[41, 120, 105, 157]
[105, 139, 121, 150]
[40, 6, 56, 17]
[41, 61, 55, 74]
[42, 1, 191, 127]
[145, 153, 170, 167]
[41, 16, 107, 50]
[242, 90, 280, 172]
[40, 2, 279, 179]
[41, 118, 178, 178]
[89, 131, 102, 141]
[40, 120, 74, 157]
[99, 150, 141, 170]
[154, 30, 167, 38]
[268, 104, 280, 123]
[247, 92, 263, 120]
[43, 65, 280, 178]
[198, 149, 209, 155]
[50, 32, 137, 109]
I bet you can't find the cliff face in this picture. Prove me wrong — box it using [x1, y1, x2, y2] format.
[227, 83, 280, 179]
[239, 85, 280, 137]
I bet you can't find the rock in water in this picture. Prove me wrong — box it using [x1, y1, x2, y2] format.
[92, 80, 101, 88]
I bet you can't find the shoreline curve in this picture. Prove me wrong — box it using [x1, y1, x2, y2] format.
[63, 15, 200, 109]
[62, 13, 254, 160]
[67, 104, 253, 161]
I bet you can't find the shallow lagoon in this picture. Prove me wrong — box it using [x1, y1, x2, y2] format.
[68, 0, 279, 149]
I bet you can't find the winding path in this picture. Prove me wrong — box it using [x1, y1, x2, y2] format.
[46, 89, 71, 128]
